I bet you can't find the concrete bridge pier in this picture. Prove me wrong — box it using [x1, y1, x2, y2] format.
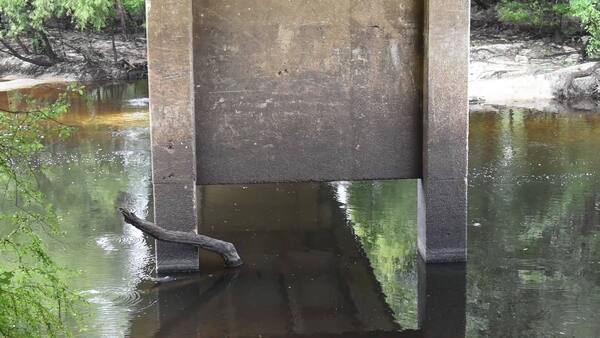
[146, 0, 199, 272]
[146, 0, 469, 273]
[418, 0, 469, 263]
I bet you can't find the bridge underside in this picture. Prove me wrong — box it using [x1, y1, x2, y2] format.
[192, 0, 422, 184]
[146, 0, 469, 271]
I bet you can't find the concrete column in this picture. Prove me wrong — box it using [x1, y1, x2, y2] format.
[146, 0, 198, 272]
[418, 0, 469, 262]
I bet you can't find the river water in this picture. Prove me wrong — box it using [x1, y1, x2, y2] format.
[0, 81, 599, 337]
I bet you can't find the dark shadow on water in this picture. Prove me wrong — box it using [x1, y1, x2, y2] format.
[129, 183, 466, 338]
[151, 269, 241, 337]
[418, 259, 466, 338]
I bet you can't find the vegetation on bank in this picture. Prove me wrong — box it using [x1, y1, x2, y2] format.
[474, 0, 600, 56]
[0, 87, 83, 337]
[0, 0, 145, 68]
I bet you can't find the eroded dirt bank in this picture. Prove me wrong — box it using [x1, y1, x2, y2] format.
[471, 35, 600, 109]
[470, 12, 600, 111]
[2, 23, 599, 110]
[0, 30, 147, 86]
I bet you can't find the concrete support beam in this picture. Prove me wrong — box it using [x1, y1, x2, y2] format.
[146, 0, 199, 272]
[418, 0, 469, 262]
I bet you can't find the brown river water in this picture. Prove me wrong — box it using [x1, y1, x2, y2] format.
[0, 81, 599, 337]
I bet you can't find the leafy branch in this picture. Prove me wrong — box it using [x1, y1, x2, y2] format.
[0, 84, 85, 338]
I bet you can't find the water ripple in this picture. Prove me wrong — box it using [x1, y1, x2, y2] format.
[90, 233, 147, 253]
[81, 287, 144, 308]
[125, 98, 149, 107]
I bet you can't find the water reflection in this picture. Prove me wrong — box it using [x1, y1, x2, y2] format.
[335, 181, 418, 329]
[468, 109, 600, 337]
[2, 81, 433, 336]
[173, 183, 401, 336]
[418, 259, 466, 338]
[0, 80, 149, 127]
[1, 80, 599, 337]
[1, 81, 155, 336]
[131, 183, 464, 337]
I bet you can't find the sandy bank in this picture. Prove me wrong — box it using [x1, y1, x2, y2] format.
[0, 76, 76, 91]
[470, 34, 600, 110]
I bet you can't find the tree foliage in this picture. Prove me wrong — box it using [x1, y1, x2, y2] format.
[497, 0, 571, 28]
[570, 0, 600, 55]
[0, 85, 84, 337]
[481, 0, 600, 56]
[122, 0, 145, 16]
[0, 0, 145, 66]
[0, 0, 144, 33]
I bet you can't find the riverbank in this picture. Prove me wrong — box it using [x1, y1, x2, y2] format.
[0, 77, 72, 92]
[470, 33, 600, 110]
[0, 30, 147, 84]
[3, 23, 600, 111]
[470, 9, 600, 111]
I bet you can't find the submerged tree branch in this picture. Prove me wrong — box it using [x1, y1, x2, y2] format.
[118, 208, 243, 268]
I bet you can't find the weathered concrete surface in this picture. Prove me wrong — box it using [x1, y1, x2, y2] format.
[151, 183, 199, 272]
[193, 0, 423, 184]
[147, 0, 199, 272]
[147, 0, 470, 270]
[419, 0, 469, 262]
[417, 178, 467, 262]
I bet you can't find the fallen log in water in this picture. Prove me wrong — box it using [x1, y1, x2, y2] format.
[118, 208, 243, 268]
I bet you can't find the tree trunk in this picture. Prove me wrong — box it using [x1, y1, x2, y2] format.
[115, 0, 129, 40]
[15, 36, 30, 55]
[472, 0, 491, 9]
[111, 29, 118, 64]
[36, 31, 60, 62]
[55, 23, 67, 58]
[0, 39, 55, 67]
[118, 208, 243, 268]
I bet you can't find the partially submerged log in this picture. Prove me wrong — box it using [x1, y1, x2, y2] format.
[118, 208, 243, 268]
